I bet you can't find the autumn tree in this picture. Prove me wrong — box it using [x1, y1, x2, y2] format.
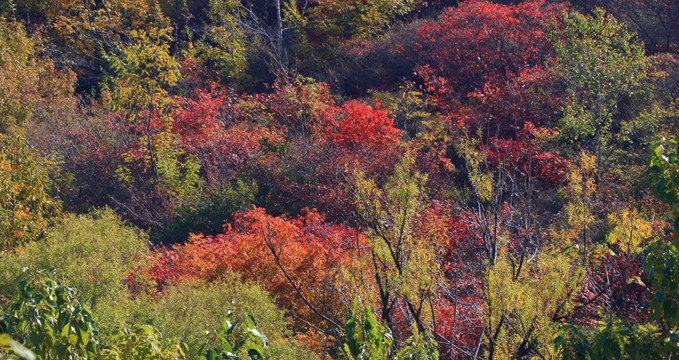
[147, 206, 362, 337]
[107, 25, 203, 234]
[554, 136, 679, 359]
[3, 0, 171, 91]
[321, 100, 401, 150]
[415, 0, 566, 95]
[551, 8, 652, 182]
[451, 137, 583, 359]
[351, 154, 449, 342]
[303, 0, 417, 46]
[0, 20, 65, 248]
[572, 0, 679, 54]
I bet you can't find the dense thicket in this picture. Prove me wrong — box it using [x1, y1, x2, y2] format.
[1, 0, 679, 359]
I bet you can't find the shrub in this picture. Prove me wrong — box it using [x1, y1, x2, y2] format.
[147, 276, 317, 359]
[0, 272, 99, 360]
[102, 325, 187, 360]
[0, 208, 149, 340]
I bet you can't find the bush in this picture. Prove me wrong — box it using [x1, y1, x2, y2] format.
[0, 208, 149, 340]
[0, 272, 99, 360]
[147, 276, 317, 359]
[102, 325, 187, 360]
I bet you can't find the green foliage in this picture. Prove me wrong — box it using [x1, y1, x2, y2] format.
[199, 312, 268, 360]
[0, 208, 149, 339]
[643, 239, 679, 328]
[192, 0, 249, 84]
[342, 304, 438, 360]
[102, 325, 187, 360]
[160, 179, 257, 244]
[646, 137, 679, 328]
[395, 334, 439, 360]
[108, 26, 180, 111]
[0, 272, 99, 360]
[370, 87, 433, 138]
[555, 320, 672, 360]
[343, 306, 393, 360]
[305, 0, 416, 42]
[650, 137, 679, 239]
[147, 277, 315, 359]
[108, 24, 203, 200]
[552, 8, 651, 171]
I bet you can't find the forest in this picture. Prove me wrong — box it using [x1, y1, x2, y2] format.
[0, 0, 678, 358]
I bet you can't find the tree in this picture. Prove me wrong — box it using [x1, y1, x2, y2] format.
[107, 25, 204, 235]
[2, 0, 170, 91]
[146, 207, 362, 334]
[304, 0, 417, 46]
[551, 8, 652, 181]
[198, 312, 268, 360]
[321, 100, 401, 151]
[0, 19, 64, 248]
[351, 154, 448, 341]
[554, 136, 679, 358]
[572, 0, 679, 54]
[485, 249, 584, 359]
[342, 304, 439, 360]
[415, 0, 565, 95]
[0, 208, 151, 340]
[102, 325, 187, 360]
[194, 0, 307, 82]
[446, 120, 582, 358]
[108, 25, 182, 185]
[0, 129, 58, 248]
[172, 86, 262, 187]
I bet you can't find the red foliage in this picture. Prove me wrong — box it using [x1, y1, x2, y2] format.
[483, 123, 570, 185]
[321, 100, 402, 150]
[173, 86, 280, 185]
[415, 0, 566, 93]
[177, 54, 221, 91]
[463, 65, 563, 132]
[572, 254, 651, 325]
[435, 291, 484, 358]
[435, 209, 486, 358]
[48, 111, 130, 211]
[248, 96, 403, 222]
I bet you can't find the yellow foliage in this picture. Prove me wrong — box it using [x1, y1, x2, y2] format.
[566, 151, 597, 199]
[351, 153, 447, 334]
[606, 208, 653, 254]
[485, 250, 584, 359]
[455, 131, 495, 202]
[555, 151, 598, 249]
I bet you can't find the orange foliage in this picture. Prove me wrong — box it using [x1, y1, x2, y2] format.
[148, 206, 366, 328]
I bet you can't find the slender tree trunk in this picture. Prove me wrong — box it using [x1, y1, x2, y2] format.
[275, 0, 283, 64]
[146, 90, 159, 183]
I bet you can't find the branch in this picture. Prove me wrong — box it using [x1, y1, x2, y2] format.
[259, 217, 342, 333]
